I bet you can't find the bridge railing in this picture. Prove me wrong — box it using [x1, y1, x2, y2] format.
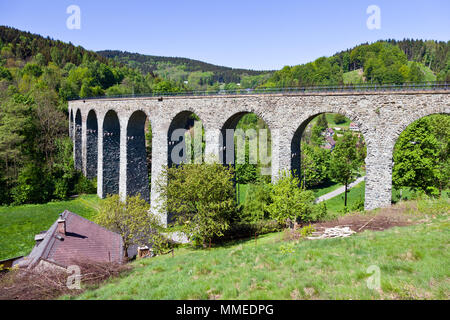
[71, 81, 449, 101]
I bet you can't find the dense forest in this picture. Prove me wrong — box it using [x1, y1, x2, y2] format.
[0, 25, 448, 206]
[263, 40, 449, 87]
[98, 50, 270, 85]
[0, 26, 184, 205]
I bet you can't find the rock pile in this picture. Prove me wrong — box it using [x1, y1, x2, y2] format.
[307, 226, 355, 240]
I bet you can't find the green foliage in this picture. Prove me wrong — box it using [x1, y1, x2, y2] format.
[11, 163, 52, 205]
[393, 115, 448, 195]
[333, 113, 347, 124]
[73, 175, 97, 195]
[95, 194, 167, 254]
[23, 63, 43, 78]
[265, 55, 343, 87]
[157, 161, 236, 246]
[240, 182, 273, 223]
[316, 114, 328, 130]
[98, 50, 269, 85]
[0, 65, 12, 80]
[267, 171, 324, 224]
[300, 143, 330, 188]
[329, 132, 362, 207]
[298, 224, 315, 238]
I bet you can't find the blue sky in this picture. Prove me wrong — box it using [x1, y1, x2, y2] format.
[1, 0, 449, 70]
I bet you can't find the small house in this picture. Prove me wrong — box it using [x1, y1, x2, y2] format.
[17, 210, 124, 270]
[349, 122, 360, 131]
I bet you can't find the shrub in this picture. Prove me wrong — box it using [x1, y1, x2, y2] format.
[267, 171, 325, 225]
[333, 113, 347, 124]
[157, 160, 236, 247]
[215, 219, 283, 242]
[12, 163, 52, 204]
[239, 182, 272, 223]
[95, 195, 167, 256]
[73, 174, 96, 195]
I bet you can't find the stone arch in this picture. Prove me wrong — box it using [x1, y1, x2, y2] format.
[167, 110, 205, 167]
[390, 110, 450, 200]
[102, 110, 120, 197]
[220, 111, 272, 183]
[389, 107, 450, 156]
[74, 109, 82, 170]
[290, 108, 367, 179]
[126, 110, 150, 202]
[86, 110, 98, 179]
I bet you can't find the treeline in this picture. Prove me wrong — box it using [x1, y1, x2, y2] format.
[263, 40, 449, 87]
[0, 26, 110, 67]
[98, 50, 270, 84]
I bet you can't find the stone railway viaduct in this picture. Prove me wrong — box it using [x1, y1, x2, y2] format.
[68, 90, 449, 224]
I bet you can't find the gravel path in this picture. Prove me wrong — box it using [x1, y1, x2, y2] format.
[315, 176, 365, 203]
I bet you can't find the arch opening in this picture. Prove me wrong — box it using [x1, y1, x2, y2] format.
[221, 112, 272, 204]
[167, 111, 205, 168]
[86, 110, 98, 179]
[127, 110, 150, 202]
[102, 110, 120, 197]
[392, 113, 449, 202]
[291, 112, 366, 211]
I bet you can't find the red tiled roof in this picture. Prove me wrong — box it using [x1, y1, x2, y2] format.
[21, 210, 124, 268]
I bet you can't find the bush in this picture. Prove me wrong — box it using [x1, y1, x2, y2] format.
[12, 163, 52, 204]
[333, 113, 347, 124]
[157, 160, 236, 247]
[239, 182, 272, 223]
[214, 220, 283, 243]
[95, 195, 168, 256]
[268, 171, 325, 225]
[351, 198, 365, 212]
[73, 174, 97, 195]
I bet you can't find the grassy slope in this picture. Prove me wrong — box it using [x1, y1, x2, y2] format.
[343, 69, 364, 84]
[0, 195, 101, 260]
[343, 63, 436, 85]
[409, 62, 436, 82]
[73, 199, 449, 300]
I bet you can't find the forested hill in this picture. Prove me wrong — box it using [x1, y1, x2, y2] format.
[0, 26, 111, 67]
[97, 50, 270, 84]
[263, 40, 449, 88]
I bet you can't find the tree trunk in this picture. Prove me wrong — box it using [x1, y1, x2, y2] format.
[344, 181, 348, 207]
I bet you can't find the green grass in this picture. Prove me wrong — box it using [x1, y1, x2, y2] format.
[323, 181, 365, 213]
[0, 195, 101, 260]
[343, 69, 364, 84]
[325, 113, 351, 129]
[410, 62, 436, 82]
[71, 199, 450, 300]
